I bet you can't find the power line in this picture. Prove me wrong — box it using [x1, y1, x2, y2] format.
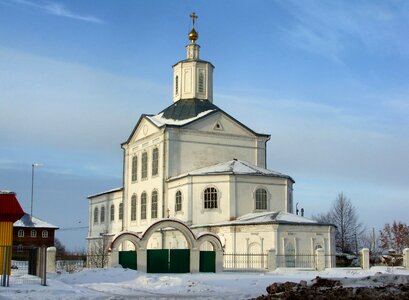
[59, 226, 88, 231]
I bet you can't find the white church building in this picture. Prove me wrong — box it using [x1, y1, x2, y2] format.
[87, 15, 336, 270]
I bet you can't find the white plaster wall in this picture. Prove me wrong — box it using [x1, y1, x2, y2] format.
[276, 224, 333, 255]
[167, 177, 190, 223]
[167, 126, 263, 178]
[234, 176, 290, 216]
[124, 128, 166, 234]
[88, 189, 124, 250]
[190, 175, 231, 225]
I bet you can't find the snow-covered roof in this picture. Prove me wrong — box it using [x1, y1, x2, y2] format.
[168, 159, 294, 182]
[87, 187, 123, 199]
[14, 213, 58, 229]
[191, 211, 320, 228]
[146, 109, 215, 127]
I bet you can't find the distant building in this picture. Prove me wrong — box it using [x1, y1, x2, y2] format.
[87, 16, 336, 264]
[13, 213, 58, 251]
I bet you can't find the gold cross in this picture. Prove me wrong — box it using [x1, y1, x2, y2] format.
[190, 12, 198, 27]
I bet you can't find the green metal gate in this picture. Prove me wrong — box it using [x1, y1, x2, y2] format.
[118, 251, 137, 270]
[170, 249, 190, 273]
[200, 251, 215, 272]
[147, 249, 190, 273]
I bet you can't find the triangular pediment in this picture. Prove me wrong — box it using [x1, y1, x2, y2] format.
[123, 115, 161, 146]
[185, 111, 260, 138]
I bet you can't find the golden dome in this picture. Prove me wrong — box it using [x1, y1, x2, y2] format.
[188, 28, 199, 43]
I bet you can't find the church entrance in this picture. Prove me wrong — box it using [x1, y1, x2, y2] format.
[147, 249, 190, 273]
[118, 250, 137, 270]
[110, 219, 223, 273]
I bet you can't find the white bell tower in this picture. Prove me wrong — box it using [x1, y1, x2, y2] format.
[172, 13, 214, 103]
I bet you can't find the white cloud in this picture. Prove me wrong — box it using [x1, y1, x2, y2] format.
[277, 1, 409, 59]
[0, 46, 168, 157]
[3, 0, 104, 23]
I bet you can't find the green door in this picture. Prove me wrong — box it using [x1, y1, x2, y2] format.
[147, 249, 169, 273]
[169, 249, 190, 273]
[119, 251, 137, 270]
[147, 249, 190, 273]
[200, 251, 215, 272]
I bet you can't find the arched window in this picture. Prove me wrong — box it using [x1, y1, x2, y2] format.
[175, 190, 182, 212]
[94, 207, 99, 224]
[175, 76, 179, 95]
[255, 188, 267, 210]
[151, 190, 158, 218]
[110, 204, 115, 221]
[204, 187, 218, 209]
[119, 203, 123, 220]
[100, 206, 105, 223]
[198, 70, 205, 93]
[18, 229, 24, 237]
[141, 192, 147, 220]
[42, 230, 48, 238]
[131, 195, 137, 221]
[152, 148, 159, 176]
[142, 152, 148, 179]
[31, 230, 37, 238]
[131, 155, 138, 182]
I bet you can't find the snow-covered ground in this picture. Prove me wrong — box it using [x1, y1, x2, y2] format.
[1, 267, 409, 300]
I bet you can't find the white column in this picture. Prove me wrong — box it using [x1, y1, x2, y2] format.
[315, 248, 325, 271]
[137, 249, 147, 273]
[109, 249, 119, 268]
[403, 248, 409, 270]
[46, 247, 56, 273]
[215, 250, 223, 273]
[190, 249, 200, 273]
[360, 248, 370, 270]
[268, 249, 276, 271]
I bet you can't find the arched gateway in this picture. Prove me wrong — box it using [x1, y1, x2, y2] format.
[108, 219, 223, 273]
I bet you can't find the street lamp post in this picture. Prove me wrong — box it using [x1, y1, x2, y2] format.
[30, 163, 43, 218]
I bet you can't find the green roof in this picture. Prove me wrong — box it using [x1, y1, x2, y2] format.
[161, 98, 219, 120]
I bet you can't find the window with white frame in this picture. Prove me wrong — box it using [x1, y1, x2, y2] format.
[100, 206, 105, 223]
[31, 230, 37, 238]
[94, 207, 99, 224]
[255, 188, 267, 210]
[131, 155, 138, 182]
[18, 229, 24, 237]
[175, 76, 179, 95]
[151, 190, 158, 218]
[17, 244, 23, 252]
[152, 148, 159, 176]
[110, 204, 115, 222]
[131, 195, 137, 221]
[42, 230, 48, 238]
[119, 202, 123, 220]
[141, 192, 147, 219]
[142, 152, 148, 179]
[175, 190, 182, 212]
[204, 187, 218, 209]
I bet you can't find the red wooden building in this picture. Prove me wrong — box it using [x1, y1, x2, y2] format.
[13, 213, 58, 250]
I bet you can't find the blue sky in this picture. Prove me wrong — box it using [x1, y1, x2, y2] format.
[0, 0, 408, 250]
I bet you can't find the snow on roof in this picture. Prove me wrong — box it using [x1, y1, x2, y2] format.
[146, 109, 215, 127]
[191, 211, 318, 228]
[14, 213, 58, 229]
[169, 159, 294, 181]
[87, 187, 123, 199]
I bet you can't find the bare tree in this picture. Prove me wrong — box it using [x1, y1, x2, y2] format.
[380, 221, 409, 253]
[54, 238, 67, 257]
[360, 228, 382, 259]
[313, 192, 363, 254]
[87, 237, 109, 268]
